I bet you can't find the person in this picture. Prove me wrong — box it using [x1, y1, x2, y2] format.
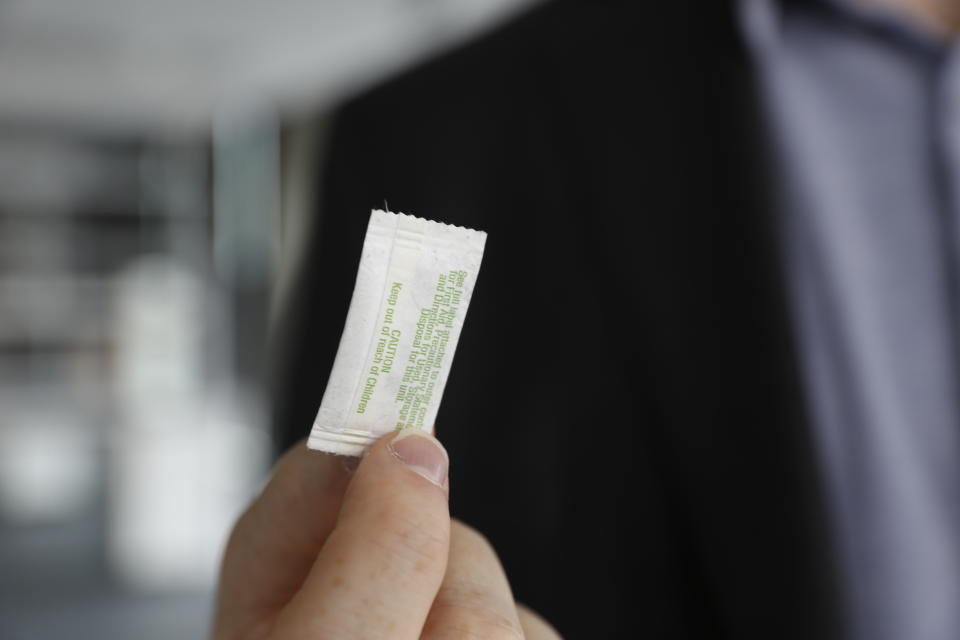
[264, 0, 960, 637]
[213, 429, 561, 639]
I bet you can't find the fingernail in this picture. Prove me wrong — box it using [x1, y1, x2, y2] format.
[389, 430, 449, 487]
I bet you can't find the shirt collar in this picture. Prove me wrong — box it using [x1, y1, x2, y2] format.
[746, 0, 948, 55]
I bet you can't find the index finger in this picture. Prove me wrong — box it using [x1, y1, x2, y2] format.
[271, 429, 451, 640]
[214, 441, 352, 639]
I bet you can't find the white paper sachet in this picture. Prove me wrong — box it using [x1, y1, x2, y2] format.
[307, 210, 487, 456]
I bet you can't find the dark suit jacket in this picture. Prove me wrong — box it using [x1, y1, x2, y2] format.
[272, 2, 846, 637]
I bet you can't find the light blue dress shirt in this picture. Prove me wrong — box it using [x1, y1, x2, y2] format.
[741, 0, 960, 638]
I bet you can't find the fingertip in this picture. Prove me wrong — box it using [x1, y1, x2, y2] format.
[276, 438, 344, 480]
[351, 429, 450, 494]
[387, 429, 449, 488]
[241, 441, 354, 549]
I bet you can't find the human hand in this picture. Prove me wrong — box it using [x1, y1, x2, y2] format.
[213, 429, 562, 639]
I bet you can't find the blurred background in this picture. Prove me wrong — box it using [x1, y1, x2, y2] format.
[0, 1, 537, 637]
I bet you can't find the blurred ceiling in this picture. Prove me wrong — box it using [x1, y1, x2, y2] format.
[0, 0, 538, 136]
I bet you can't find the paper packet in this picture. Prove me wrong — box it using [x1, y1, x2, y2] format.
[307, 210, 486, 456]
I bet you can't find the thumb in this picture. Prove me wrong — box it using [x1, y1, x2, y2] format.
[272, 429, 451, 639]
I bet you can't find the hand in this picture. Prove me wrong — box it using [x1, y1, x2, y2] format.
[213, 429, 562, 639]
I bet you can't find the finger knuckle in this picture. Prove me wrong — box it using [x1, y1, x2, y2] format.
[427, 580, 524, 640]
[425, 605, 524, 640]
[452, 519, 496, 554]
[370, 507, 448, 572]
